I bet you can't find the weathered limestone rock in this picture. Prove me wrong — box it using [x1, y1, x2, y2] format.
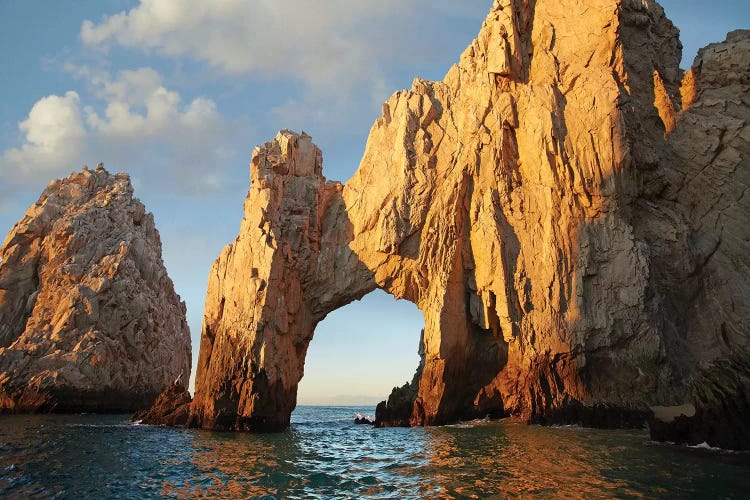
[375, 330, 427, 428]
[171, 1, 748, 447]
[375, 383, 419, 428]
[0, 166, 190, 413]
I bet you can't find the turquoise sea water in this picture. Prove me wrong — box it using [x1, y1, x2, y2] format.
[1, 406, 749, 498]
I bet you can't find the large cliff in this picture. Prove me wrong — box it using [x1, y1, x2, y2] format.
[0, 166, 191, 412]
[156, 0, 748, 447]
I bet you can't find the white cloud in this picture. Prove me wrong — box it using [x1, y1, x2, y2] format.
[82, 1, 384, 86]
[80, 1, 489, 92]
[83, 67, 224, 140]
[0, 67, 234, 193]
[2, 91, 86, 179]
[77, 1, 490, 147]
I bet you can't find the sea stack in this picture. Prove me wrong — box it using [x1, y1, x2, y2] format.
[0, 165, 191, 413]
[143, 0, 749, 448]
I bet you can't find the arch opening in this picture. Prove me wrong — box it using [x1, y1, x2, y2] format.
[297, 289, 424, 409]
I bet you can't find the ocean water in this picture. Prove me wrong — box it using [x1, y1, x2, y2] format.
[1, 406, 749, 499]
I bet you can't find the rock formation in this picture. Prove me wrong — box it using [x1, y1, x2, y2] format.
[146, 1, 748, 447]
[375, 329, 432, 428]
[187, 130, 368, 431]
[0, 166, 191, 413]
[645, 29, 750, 449]
[133, 380, 192, 426]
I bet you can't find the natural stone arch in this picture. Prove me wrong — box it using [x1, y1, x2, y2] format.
[187, 0, 683, 431]
[186, 0, 547, 431]
[188, 130, 508, 431]
[173, 0, 750, 450]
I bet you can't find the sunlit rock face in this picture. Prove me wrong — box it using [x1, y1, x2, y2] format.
[0, 166, 191, 413]
[184, 0, 749, 446]
[189, 130, 376, 431]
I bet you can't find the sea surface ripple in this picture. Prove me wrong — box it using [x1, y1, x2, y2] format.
[1, 406, 749, 498]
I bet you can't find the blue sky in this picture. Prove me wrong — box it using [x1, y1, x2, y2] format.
[0, 1, 747, 405]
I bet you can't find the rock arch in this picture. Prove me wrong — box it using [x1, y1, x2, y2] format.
[179, 0, 750, 448]
[189, 129, 509, 431]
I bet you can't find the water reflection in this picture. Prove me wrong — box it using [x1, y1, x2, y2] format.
[1, 409, 749, 498]
[161, 431, 285, 497]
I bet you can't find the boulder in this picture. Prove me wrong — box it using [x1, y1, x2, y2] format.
[133, 380, 192, 427]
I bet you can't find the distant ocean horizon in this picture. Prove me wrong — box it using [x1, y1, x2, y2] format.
[2, 406, 749, 498]
[295, 399, 384, 407]
[188, 380, 392, 408]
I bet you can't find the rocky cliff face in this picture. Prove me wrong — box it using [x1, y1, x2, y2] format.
[0, 166, 190, 412]
[645, 29, 750, 449]
[174, 0, 748, 446]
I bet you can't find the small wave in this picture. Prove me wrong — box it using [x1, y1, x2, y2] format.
[690, 442, 721, 451]
[66, 423, 133, 429]
[647, 439, 748, 455]
[445, 416, 494, 428]
[685, 442, 749, 455]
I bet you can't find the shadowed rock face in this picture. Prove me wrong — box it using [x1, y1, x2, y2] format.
[644, 29, 750, 450]
[0, 166, 191, 413]
[133, 380, 192, 427]
[175, 1, 749, 447]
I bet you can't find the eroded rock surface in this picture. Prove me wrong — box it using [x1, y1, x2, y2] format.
[187, 130, 373, 431]
[133, 380, 192, 427]
[645, 30, 750, 449]
[0, 166, 190, 413]
[174, 1, 748, 446]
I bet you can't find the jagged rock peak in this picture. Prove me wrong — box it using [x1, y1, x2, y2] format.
[0, 166, 191, 413]
[251, 129, 323, 181]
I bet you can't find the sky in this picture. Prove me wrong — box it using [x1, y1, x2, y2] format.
[0, 1, 747, 405]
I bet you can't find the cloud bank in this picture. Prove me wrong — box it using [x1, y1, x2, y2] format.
[2, 1, 489, 194]
[81, 1, 464, 86]
[0, 67, 231, 193]
[79, 0, 489, 133]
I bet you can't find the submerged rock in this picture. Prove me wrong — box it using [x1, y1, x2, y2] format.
[0, 166, 191, 413]
[354, 413, 374, 425]
[146, 1, 749, 448]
